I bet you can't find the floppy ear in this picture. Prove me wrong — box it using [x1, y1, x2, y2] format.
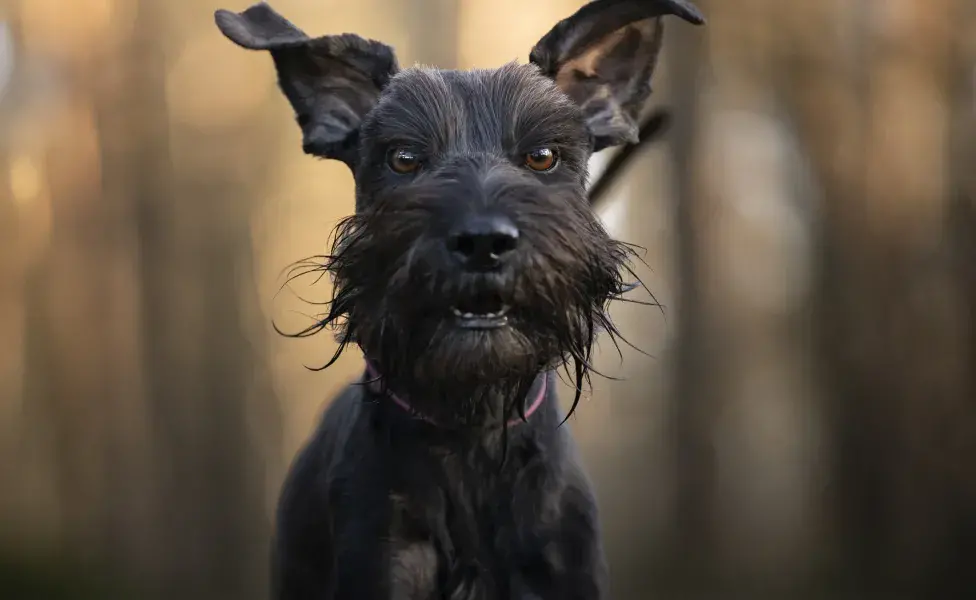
[214, 2, 399, 167]
[530, 0, 705, 152]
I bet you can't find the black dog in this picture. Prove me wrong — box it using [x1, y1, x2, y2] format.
[215, 1, 704, 598]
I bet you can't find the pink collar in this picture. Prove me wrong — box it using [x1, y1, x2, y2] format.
[363, 358, 548, 427]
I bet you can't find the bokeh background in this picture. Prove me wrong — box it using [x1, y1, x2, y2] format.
[1, 0, 974, 598]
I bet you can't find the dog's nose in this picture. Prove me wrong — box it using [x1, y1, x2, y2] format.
[446, 214, 520, 270]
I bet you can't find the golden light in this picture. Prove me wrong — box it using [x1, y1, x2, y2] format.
[166, 32, 274, 130]
[9, 155, 42, 205]
[20, 0, 133, 61]
[456, 0, 579, 68]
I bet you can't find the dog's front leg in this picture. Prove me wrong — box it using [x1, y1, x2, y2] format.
[323, 502, 408, 600]
[274, 478, 395, 600]
[549, 483, 609, 600]
[513, 475, 608, 600]
[509, 571, 545, 600]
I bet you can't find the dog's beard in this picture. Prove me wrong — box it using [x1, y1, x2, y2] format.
[281, 181, 638, 427]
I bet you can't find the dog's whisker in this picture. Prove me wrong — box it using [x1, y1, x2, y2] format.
[619, 263, 667, 321]
[277, 254, 331, 279]
[557, 356, 587, 428]
[604, 319, 655, 361]
[304, 329, 355, 372]
[610, 296, 663, 309]
[599, 320, 628, 367]
[273, 319, 325, 339]
[279, 265, 328, 290]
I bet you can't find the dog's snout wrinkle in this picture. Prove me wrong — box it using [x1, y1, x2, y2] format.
[446, 213, 520, 271]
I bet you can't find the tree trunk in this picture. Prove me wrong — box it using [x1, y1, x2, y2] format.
[780, 0, 976, 595]
[663, 0, 715, 591]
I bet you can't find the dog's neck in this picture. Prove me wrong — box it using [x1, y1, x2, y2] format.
[362, 356, 549, 430]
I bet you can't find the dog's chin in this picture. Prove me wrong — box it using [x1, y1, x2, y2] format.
[421, 318, 540, 383]
[357, 308, 549, 389]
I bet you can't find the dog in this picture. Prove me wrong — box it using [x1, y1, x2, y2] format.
[214, 1, 704, 598]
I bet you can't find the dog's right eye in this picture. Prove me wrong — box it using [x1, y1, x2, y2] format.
[524, 147, 558, 172]
[387, 148, 420, 175]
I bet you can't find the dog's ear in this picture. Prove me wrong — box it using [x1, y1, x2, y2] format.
[530, 0, 704, 152]
[214, 2, 398, 167]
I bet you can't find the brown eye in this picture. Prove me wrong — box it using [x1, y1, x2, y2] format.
[524, 147, 557, 172]
[388, 148, 420, 174]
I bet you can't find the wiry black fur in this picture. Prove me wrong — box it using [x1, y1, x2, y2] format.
[215, 1, 705, 598]
[275, 373, 604, 600]
[293, 65, 633, 429]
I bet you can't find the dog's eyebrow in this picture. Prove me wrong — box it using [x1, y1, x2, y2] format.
[364, 69, 462, 154]
[479, 65, 585, 152]
[510, 96, 584, 151]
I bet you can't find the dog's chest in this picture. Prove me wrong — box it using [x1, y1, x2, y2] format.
[386, 446, 547, 600]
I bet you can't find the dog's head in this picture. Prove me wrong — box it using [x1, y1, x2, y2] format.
[216, 1, 704, 424]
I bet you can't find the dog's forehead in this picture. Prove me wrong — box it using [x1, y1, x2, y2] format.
[386, 63, 563, 101]
[363, 62, 585, 147]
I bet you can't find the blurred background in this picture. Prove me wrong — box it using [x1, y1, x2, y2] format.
[1, 0, 974, 598]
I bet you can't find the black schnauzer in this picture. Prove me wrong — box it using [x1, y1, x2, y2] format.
[215, 1, 704, 598]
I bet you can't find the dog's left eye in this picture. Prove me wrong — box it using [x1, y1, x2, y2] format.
[524, 147, 558, 172]
[388, 148, 421, 174]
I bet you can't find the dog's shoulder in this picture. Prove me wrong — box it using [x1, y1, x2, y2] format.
[303, 383, 368, 474]
[271, 384, 373, 594]
[318, 382, 366, 440]
[278, 384, 365, 497]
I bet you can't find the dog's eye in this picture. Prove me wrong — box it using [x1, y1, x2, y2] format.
[388, 148, 420, 174]
[524, 147, 558, 172]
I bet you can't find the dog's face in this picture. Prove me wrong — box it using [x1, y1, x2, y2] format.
[216, 1, 703, 422]
[342, 64, 612, 396]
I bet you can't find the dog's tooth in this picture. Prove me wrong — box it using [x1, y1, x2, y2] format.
[452, 307, 463, 316]
[462, 312, 475, 319]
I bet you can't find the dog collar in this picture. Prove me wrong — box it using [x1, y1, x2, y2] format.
[362, 358, 548, 427]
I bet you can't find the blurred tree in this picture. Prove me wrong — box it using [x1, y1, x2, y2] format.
[123, 0, 278, 597]
[778, 0, 976, 596]
[14, 0, 280, 597]
[663, 2, 716, 594]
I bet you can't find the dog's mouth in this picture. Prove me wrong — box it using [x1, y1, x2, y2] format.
[450, 293, 510, 329]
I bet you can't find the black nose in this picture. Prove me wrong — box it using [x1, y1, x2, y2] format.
[446, 214, 520, 270]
